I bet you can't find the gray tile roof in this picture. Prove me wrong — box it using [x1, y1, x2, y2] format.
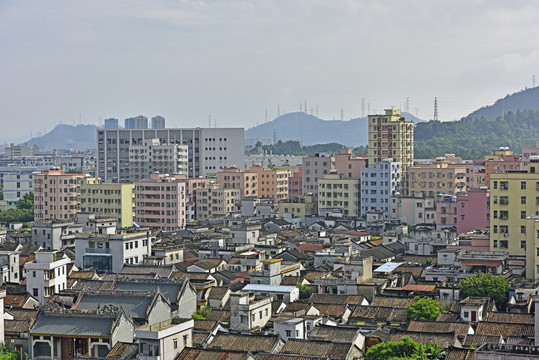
[74, 293, 156, 319]
[30, 313, 116, 337]
[113, 281, 183, 305]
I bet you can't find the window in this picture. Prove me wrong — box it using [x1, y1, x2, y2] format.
[183, 335, 188, 346]
[173, 339, 178, 349]
[522, 196, 527, 205]
[463, 311, 469, 318]
[33, 288, 38, 297]
[251, 314, 256, 322]
[286, 330, 291, 338]
[522, 211, 527, 219]
[521, 181, 527, 190]
[500, 240, 508, 248]
[521, 226, 526, 234]
[33, 271, 36, 278]
[493, 240, 498, 248]
[521, 241, 526, 249]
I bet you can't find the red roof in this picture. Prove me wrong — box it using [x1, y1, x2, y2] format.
[402, 284, 436, 292]
[297, 243, 325, 252]
[460, 260, 501, 267]
[184, 257, 199, 265]
[233, 271, 250, 280]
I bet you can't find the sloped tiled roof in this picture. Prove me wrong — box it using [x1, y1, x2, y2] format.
[296, 243, 325, 252]
[475, 321, 535, 338]
[486, 312, 534, 324]
[309, 294, 364, 306]
[389, 330, 457, 349]
[74, 293, 160, 320]
[208, 287, 231, 300]
[30, 312, 117, 337]
[349, 306, 407, 324]
[113, 281, 184, 305]
[279, 339, 352, 359]
[370, 296, 416, 308]
[462, 334, 501, 347]
[308, 325, 359, 343]
[208, 333, 280, 353]
[407, 320, 470, 339]
[444, 347, 472, 360]
[205, 310, 230, 322]
[312, 304, 348, 318]
[106, 342, 139, 359]
[176, 348, 250, 360]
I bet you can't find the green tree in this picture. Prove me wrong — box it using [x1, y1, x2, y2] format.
[365, 337, 444, 360]
[406, 297, 441, 321]
[16, 192, 34, 210]
[296, 282, 312, 299]
[192, 306, 211, 320]
[460, 273, 509, 308]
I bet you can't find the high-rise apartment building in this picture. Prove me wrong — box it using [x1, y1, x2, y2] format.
[124, 115, 148, 129]
[134, 173, 187, 232]
[97, 128, 244, 182]
[249, 166, 290, 203]
[104, 118, 119, 129]
[195, 183, 241, 220]
[360, 159, 401, 217]
[409, 161, 467, 197]
[128, 138, 189, 182]
[80, 178, 135, 228]
[151, 116, 166, 129]
[317, 173, 360, 217]
[217, 167, 258, 199]
[368, 109, 413, 193]
[34, 170, 91, 221]
[489, 157, 539, 258]
[302, 153, 333, 195]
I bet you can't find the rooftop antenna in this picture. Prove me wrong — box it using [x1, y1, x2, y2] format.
[361, 98, 365, 117]
[433, 97, 439, 121]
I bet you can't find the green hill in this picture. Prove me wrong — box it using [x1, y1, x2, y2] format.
[27, 124, 98, 151]
[414, 109, 539, 159]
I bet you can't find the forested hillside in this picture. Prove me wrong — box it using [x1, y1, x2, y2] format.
[414, 109, 539, 158]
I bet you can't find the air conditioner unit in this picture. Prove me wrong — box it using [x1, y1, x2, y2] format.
[504, 233, 508, 237]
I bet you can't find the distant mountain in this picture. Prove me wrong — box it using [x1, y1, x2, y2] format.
[27, 124, 99, 151]
[246, 111, 424, 147]
[465, 86, 539, 121]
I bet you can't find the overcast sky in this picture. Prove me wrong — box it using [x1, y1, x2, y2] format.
[1, 0, 538, 142]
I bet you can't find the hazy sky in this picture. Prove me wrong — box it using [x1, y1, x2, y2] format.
[1, 0, 539, 142]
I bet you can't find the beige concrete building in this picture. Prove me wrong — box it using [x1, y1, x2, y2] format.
[80, 178, 135, 228]
[302, 153, 334, 195]
[217, 167, 258, 199]
[249, 166, 291, 203]
[34, 170, 90, 221]
[278, 195, 318, 218]
[195, 183, 241, 220]
[128, 138, 189, 182]
[368, 109, 413, 193]
[317, 173, 360, 217]
[390, 195, 436, 225]
[409, 161, 467, 197]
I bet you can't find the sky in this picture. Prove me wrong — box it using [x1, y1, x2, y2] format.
[1, 0, 539, 142]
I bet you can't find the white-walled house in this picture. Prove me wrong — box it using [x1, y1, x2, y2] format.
[24, 251, 70, 304]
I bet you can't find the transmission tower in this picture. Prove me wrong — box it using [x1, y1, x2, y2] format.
[433, 97, 439, 121]
[534, 75, 536, 88]
[361, 98, 365, 117]
[405, 97, 410, 113]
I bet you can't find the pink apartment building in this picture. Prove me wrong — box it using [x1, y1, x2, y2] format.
[171, 175, 212, 222]
[334, 150, 368, 179]
[522, 141, 539, 170]
[217, 167, 258, 199]
[34, 170, 87, 221]
[456, 188, 490, 234]
[134, 173, 187, 231]
[288, 168, 303, 201]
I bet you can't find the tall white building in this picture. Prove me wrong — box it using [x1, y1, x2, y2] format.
[97, 128, 244, 182]
[24, 251, 70, 304]
[129, 138, 189, 182]
[151, 115, 166, 129]
[2, 171, 34, 202]
[361, 159, 401, 216]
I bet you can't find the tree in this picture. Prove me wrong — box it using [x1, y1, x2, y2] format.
[16, 192, 34, 210]
[460, 273, 508, 308]
[192, 306, 211, 320]
[406, 297, 441, 321]
[296, 282, 311, 299]
[365, 337, 445, 360]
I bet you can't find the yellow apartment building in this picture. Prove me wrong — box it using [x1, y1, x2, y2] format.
[317, 173, 361, 217]
[80, 178, 135, 228]
[249, 166, 291, 203]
